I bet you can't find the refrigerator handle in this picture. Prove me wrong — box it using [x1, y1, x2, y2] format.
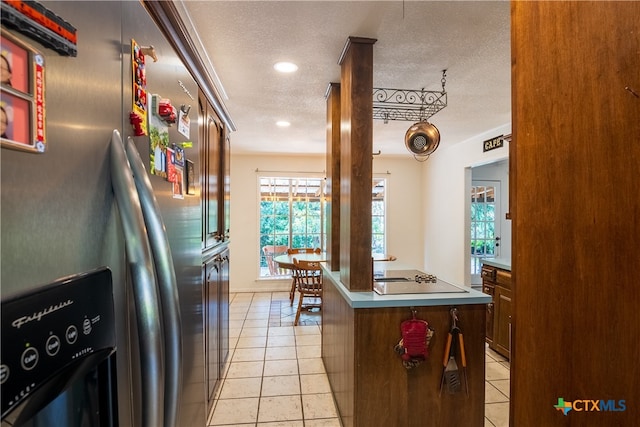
[124, 136, 182, 427]
[110, 130, 165, 427]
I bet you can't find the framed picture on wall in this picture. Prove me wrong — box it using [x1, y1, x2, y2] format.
[1, 32, 46, 153]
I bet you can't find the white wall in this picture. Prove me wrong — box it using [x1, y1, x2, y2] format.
[229, 153, 424, 292]
[375, 156, 425, 269]
[422, 124, 511, 285]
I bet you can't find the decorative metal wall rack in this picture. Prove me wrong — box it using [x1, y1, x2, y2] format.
[373, 70, 447, 123]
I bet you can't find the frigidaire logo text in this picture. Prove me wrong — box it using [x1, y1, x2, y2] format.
[554, 398, 626, 415]
[12, 299, 74, 329]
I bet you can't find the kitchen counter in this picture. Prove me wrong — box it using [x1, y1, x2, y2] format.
[481, 257, 511, 271]
[324, 264, 491, 309]
[321, 263, 488, 427]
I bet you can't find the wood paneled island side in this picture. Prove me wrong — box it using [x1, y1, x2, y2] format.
[321, 266, 491, 427]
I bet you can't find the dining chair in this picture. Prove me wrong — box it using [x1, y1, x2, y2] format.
[287, 247, 321, 304]
[292, 258, 323, 326]
[262, 245, 288, 276]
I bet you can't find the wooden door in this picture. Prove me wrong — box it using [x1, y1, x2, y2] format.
[511, 2, 640, 425]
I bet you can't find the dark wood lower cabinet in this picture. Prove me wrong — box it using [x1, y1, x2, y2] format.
[493, 285, 512, 358]
[482, 264, 511, 359]
[203, 244, 230, 413]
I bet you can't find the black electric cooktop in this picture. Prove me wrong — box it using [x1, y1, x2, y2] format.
[373, 269, 468, 295]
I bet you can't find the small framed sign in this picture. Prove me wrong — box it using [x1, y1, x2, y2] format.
[483, 135, 504, 152]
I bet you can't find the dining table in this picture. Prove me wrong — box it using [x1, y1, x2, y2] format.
[273, 252, 326, 270]
[273, 252, 396, 270]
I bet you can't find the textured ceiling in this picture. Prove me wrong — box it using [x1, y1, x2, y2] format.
[179, 0, 511, 156]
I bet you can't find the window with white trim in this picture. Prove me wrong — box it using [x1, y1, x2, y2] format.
[372, 178, 386, 254]
[258, 176, 387, 278]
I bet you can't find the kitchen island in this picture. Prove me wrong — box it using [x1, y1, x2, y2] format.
[321, 263, 491, 427]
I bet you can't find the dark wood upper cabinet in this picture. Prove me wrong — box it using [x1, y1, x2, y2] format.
[222, 134, 231, 241]
[199, 91, 228, 249]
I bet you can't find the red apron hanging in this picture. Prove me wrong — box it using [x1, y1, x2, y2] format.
[394, 309, 434, 369]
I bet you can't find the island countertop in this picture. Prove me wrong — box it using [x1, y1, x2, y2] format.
[482, 258, 512, 271]
[322, 263, 491, 309]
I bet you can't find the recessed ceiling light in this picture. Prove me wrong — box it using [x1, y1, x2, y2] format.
[276, 121, 291, 127]
[274, 62, 298, 73]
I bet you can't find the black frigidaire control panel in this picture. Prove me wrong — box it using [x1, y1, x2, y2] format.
[1, 268, 115, 420]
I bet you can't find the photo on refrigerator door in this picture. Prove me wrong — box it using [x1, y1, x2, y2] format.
[1, 34, 29, 92]
[1, 92, 31, 146]
[178, 109, 190, 138]
[185, 159, 195, 194]
[1, 31, 46, 153]
[172, 165, 184, 199]
[149, 113, 169, 177]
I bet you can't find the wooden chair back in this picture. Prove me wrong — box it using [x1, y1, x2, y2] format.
[292, 257, 323, 325]
[292, 258, 322, 291]
[287, 247, 321, 255]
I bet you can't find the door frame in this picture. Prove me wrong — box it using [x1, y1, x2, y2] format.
[465, 157, 510, 287]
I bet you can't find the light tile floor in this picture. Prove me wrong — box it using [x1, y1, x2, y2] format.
[208, 292, 510, 427]
[485, 346, 510, 427]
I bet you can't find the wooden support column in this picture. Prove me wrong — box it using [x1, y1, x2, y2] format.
[338, 36, 376, 291]
[325, 83, 341, 272]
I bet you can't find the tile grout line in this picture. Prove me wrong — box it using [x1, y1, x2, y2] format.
[254, 292, 265, 426]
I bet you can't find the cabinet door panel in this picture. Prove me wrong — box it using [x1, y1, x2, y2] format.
[206, 116, 220, 243]
[222, 135, 231, 241]
[219, 249, 230, 366]
[494, 286, 512, 358]
[204, 257, 220, 407]
[483, 284, 495, 344]
[203, 247, 230, 413]
[199, 91, 224, 249]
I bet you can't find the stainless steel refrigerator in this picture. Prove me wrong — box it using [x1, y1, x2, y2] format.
[1, 2, 206, 426]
